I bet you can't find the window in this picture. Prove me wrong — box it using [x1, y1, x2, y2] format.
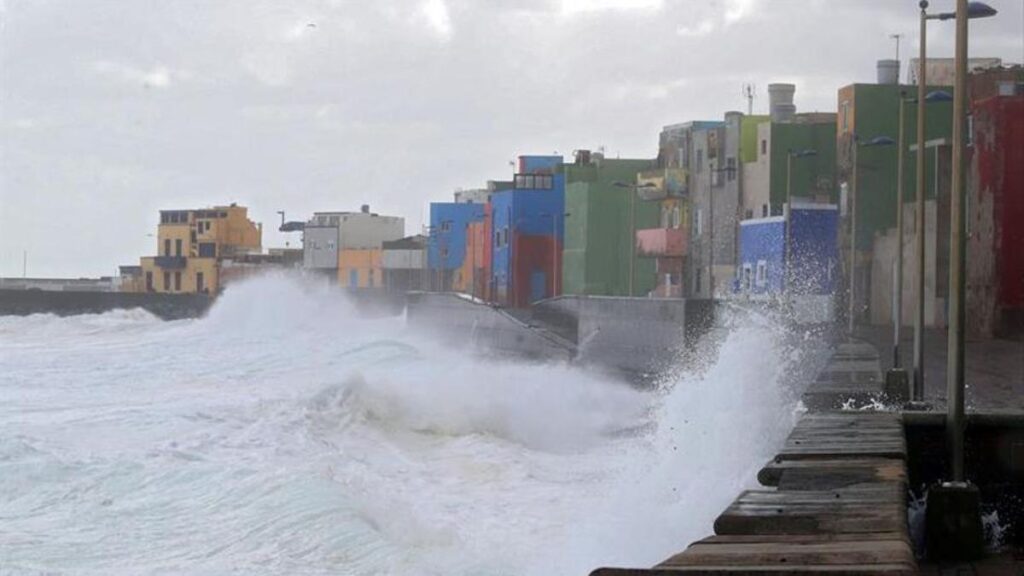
[743, 264, 753, 291]
[440, 247, 448, 259]
[174, 272, 181, 291]
[175, 239, 182, 257]
[761, 139, 767, 156]
[205, 221, 211, 231]
[164, 239, 171, 256]
[756, 260, 767, 287]
[672, 205, 681, 229]
[163, 272, 170, 291]
[840, 100, 851, 133]
[696, 149, 703, 172]
[145, 271, 153, 292]
[695, 268, 703, 295]
[198, 243, 216, 258]
[196, 271, 205, 293]
[726, 157, 736, 181]
[440, 221, 452, 232]
[762, 204, 769, 218]
[695, 209, 703, 237]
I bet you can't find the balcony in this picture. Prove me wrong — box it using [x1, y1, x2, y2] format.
[635, 168, 688, 201]
[636, 228, 687, 258]
[154, 256, 187, 269]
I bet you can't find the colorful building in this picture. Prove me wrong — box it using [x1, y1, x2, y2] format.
[634, 167, 688, 298]
[455, 203, 492, 300]
[131, 204, 262, 294]
[338, 249, 383, 288]
[302, 206, 404, 281]
[491, 155, 565, 307]
[382, 235, 428, 292]
[427, 201, 486, 291]
[736, 203, 839, 297]
[967, 90, 1024, 337]
[562, 152, 658, 297]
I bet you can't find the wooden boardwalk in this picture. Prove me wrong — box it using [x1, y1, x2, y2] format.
[591, 342, 916, 575]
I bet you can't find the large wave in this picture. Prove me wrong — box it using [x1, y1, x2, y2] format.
[0, 275, 825, 575]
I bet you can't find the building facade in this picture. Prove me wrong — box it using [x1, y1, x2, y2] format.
[132, 204, 261, 294]
[736, 204, 839, 297]
[428, 201, 486, 291]
[382, 235, 428, 292]
[491, 155, 565, 307]
[302, 207, 404, 281]
[562, 152, 658, 297]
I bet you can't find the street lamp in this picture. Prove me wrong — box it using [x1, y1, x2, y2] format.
[614, 181, 656, 297]
[848, 135, 896, 334]
[785, 149, 818, 291]
[895, 90, 952, 373]
[948, 0, 997, 484]
[914, 0, 997, 402]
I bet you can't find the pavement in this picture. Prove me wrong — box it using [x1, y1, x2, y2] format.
[854, 324, 1024, 413]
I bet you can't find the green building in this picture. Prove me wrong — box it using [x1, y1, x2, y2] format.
[562, 154, 658, 296]
[837, 83, 953, 249]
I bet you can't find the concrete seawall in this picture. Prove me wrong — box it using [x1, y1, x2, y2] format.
[405, 292, 576, 363]
[0, 289, 212, 320]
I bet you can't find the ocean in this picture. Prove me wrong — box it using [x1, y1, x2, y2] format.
[0, 276, 822, 575]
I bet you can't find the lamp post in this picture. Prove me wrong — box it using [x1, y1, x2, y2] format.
[913, 0, 996, 401]
[614, 181, 656, 296]
[896, 90, 953, 371]
[785, 149, 818, 291]
[947, 0, 997, 483]
[848, 135, 896, 334]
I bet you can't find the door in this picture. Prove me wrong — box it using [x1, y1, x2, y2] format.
[530, 270, 546, 303]
[349, 269, 358, 287]
[196, 271, 205, 293]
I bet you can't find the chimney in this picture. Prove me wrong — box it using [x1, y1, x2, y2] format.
[768, 83, 796, 123]
[361, 204, 370, 214]
[877, 59, 899, 85]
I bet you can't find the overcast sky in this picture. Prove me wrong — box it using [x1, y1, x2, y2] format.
[1, 0, 1021, 277]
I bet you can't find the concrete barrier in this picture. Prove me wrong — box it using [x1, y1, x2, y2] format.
[405, 292, 575, 363]
[0, 289, 212, 320]
[532, 295, 717, 377]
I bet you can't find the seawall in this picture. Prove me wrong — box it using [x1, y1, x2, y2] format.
[0, 289, 212, 320]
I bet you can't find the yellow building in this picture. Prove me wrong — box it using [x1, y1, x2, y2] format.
[338, 249, 383, 288]
[130, 204, 262, 294]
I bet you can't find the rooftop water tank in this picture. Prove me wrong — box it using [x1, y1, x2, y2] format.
[877, 59, 900, 85]
[768, 83, 796, 123]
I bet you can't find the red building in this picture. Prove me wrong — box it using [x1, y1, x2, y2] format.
[968, 93, 1024, 337]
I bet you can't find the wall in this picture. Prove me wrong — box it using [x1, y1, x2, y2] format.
[788, 205, 839, 295]
[338, 249, 383, 288]
[533, 295, 717, 377]
[491, 187, 564, 306]
[337, 213, 404, 250]
[405, 292, 575, 362]
[303, 225, 339, 270]
[0, 289, 212, 320]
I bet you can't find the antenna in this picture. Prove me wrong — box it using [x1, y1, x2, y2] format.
[742, 84, 756, 115]
[889, 33, 904, 64]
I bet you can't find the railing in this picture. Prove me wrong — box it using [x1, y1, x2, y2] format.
[154, 256, 187, 269]
[635, 228, 687, 257]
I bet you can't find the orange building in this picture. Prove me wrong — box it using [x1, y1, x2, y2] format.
[338, 249, 383, 288]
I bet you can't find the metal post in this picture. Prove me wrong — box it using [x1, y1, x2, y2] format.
[629, 184, 636, 297]
[708, 163, 714, 297]
[895, 97, 906, 368]
[848, 141, 858, 334]
[786, 153, 793, 291]
[913, 1, 929, 400]
[947, 0, 968, 483]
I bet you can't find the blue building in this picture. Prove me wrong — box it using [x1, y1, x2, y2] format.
[491, 155, 565, 307]
[737, 203, 839, 297]
[428, 202, 486, 290]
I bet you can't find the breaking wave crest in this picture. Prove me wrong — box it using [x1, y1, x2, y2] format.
[0, 276, 826, 575]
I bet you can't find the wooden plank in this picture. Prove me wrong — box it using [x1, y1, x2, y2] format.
[714, 508, 906, 536]
[693, 533, 910, 545]
[658, 540, 915, 568]
[592, 566, 915, 575]
[734, 488, 903, 505]
[759, 460, 907, 491]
